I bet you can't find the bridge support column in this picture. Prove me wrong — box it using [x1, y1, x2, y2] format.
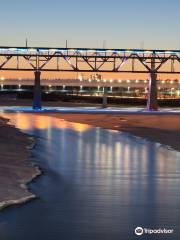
[33, 71, 41, 109]
[147, 58, 158, 111]
[102, 87, 108, 108]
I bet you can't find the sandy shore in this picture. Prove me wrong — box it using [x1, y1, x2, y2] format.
[45, 113, 180, 151]
[0, 117, 41, 210]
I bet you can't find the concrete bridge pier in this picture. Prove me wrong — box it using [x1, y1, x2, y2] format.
[147, 58, 158, 111]
[102, 87, 108, 108]
[33, 71, 42, 109]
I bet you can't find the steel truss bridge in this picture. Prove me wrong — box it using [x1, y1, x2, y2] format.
[1, 46, 180, 110]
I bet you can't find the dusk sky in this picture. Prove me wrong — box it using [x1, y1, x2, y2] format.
[0, 0, 180, 49]
[0, 0, 180, 79]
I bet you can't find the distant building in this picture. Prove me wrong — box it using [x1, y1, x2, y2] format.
[90, 74, 102, 81]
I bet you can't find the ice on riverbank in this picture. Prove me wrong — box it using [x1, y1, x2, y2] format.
[0, 117, 41, 210]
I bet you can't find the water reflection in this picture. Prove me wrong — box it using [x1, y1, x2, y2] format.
[0, 113, 180, 240]
[1, 113, 91, 132]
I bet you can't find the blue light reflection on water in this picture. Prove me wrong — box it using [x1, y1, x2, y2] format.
[0, 114, 180, 240]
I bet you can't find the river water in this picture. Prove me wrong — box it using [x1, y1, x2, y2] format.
[0, 114, 180, 240]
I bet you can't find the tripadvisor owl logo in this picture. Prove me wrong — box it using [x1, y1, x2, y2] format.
[134, 226, 174, 236]
[135, 227, 144, 236]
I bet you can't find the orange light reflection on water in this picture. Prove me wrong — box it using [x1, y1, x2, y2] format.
[0, 113, 92, 133]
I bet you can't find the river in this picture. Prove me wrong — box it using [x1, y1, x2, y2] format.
[0, 114, 180, 240]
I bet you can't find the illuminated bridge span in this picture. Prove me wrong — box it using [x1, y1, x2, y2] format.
[1, 46, 180, 109]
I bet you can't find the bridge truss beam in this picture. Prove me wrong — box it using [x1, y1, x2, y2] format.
[0, 47, 180, 73]
[1, 47, 180, 110]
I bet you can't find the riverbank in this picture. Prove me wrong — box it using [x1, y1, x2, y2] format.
[0, 117, 41, 210]
[45, 113, 180, 151]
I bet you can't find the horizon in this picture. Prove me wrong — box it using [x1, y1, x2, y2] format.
[1, 0, 180, 79]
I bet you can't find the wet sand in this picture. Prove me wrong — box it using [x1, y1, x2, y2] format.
[45, 114, 180, 151]
[0, 117, 40, 210]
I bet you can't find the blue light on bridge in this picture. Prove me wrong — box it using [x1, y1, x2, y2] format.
[1, 47, 180, 56]
[95, 50, 107, 53]
[9, 48, 18, 51]
[17, 48, 27, 52]
[0, 48, 8, 51]
[164, 51, 180, 55]
[145, 51, 153, 54]
[28, 48, 37, 52]
[50, 49, 58, 52]
[77, 49, 89, 53]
